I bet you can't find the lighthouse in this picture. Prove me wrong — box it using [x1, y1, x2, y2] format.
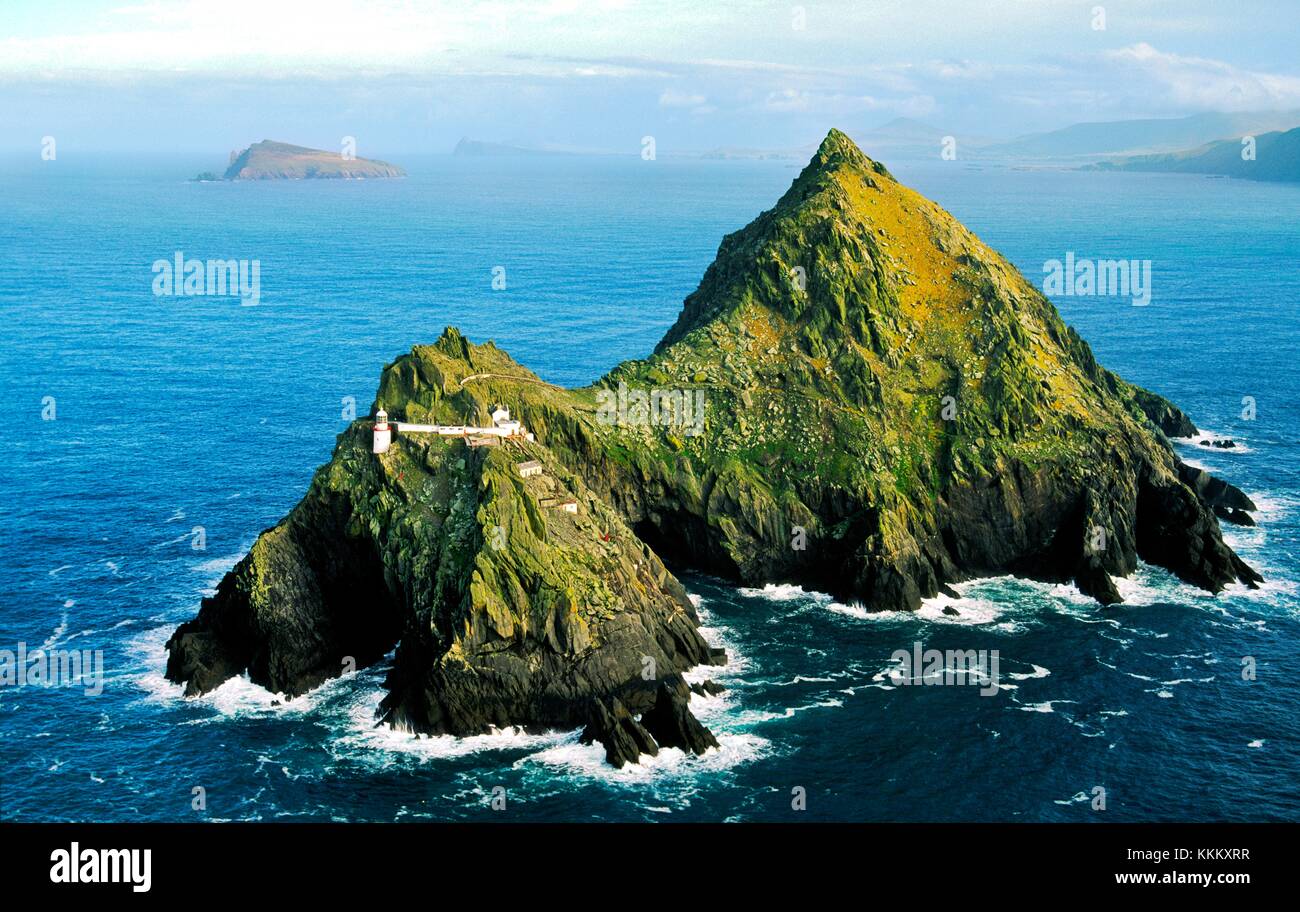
[372, 409, 391, 454]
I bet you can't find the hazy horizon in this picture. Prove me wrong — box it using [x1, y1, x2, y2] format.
[4, 0, 1300, 157]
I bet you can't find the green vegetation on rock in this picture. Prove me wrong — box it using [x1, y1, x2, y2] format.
[167, 129, 1260, 764]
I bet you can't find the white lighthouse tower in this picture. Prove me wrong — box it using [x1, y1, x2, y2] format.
[372, 409, 391, 454]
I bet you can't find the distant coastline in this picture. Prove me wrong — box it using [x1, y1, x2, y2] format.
[1083, 126, 1300, 183]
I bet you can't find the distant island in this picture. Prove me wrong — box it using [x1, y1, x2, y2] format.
[1084, 126, 1300, 182]
[453, 137, 561, 157]
[452, 137, 620, 157]
[201, 140, 406, 180]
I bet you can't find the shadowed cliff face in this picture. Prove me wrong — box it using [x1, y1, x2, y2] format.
[166, 129, 1260, 762]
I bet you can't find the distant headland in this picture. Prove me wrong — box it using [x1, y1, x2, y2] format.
[195, 140, 406, 181]
[1083, 126, 1300, 183]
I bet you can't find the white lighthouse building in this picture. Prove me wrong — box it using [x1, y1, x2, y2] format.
[373, 403, 534, 454]
[372, 409, 391, 454]
[490, 405, 523, 436]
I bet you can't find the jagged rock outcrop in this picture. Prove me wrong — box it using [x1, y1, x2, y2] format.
[1178, 461, 1258, 526]
[580, 696, 660, 768]
[1129, 385, 1198, 438]
[577, 675, 719, 767]
[639, 676, 720, 755]
[167, 129, 1261, 766]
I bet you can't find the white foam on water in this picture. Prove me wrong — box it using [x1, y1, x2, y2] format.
[1018, 700, 1075, 713]
[915, 588, 1008, 625]
[1175, 431, 1252, 454]
[1247, 491, 1296, 522]
[737, 582, 811, 602]
[1112, 565, 1212, 607]
[126, 622, 355, 716]
[827, 601, 874, 620]
[1008, 664, 1051, 681]
[192, 552, 246, 576]
[126, 625, 188, 702]
[40, 612, 70, 650]
[151, 531, 195, 550]
[685, 687, 735, 723]
[743, 582, 904, 627]
[737, 569, 1233, 637]
[688, 589, 754, 679]
[1041, 580, 1109, 609]
[730, 697, 844, 725]
[822, 576, 1034, 628]
[324, 683, 576, 767]
[770, 675, 836, 686]
[520, 729, 770, 786]
[197, 675, 318, 715]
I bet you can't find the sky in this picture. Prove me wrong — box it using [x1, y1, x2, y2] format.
[2, 0, 1300, 156]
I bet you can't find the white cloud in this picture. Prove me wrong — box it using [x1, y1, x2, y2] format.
[762, 88, 934, 118]
[1103, 42, 1300, 111]
[659, 88, 706, 107]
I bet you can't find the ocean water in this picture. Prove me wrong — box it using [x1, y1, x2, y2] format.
[1, 154, 1297, 822]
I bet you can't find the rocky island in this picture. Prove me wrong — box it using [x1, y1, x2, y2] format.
[166, 129, 1260, 767]
[218, 140, 406, 180]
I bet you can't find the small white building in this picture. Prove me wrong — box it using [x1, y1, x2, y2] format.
[491, 405, 527, 438]
[372, 409, 391, 454]
[516, 460, 543, 478]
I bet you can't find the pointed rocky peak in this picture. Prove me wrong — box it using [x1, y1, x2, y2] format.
[759, 128, 895, 220]
[376, 327, 549, 425]
[430, 324, 473, 360]
[651, 125, 1038, 379]
[792, 128, 892, 188]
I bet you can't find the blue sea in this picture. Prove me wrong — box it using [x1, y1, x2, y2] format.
[1, 153, 1297, 822]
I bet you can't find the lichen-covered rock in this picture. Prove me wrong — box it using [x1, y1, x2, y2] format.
[1129, 385, 1198, 439]
[166, 128, 1261, 766]
[556, 128, 1261, 609]
[165, 484, 404, 697]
